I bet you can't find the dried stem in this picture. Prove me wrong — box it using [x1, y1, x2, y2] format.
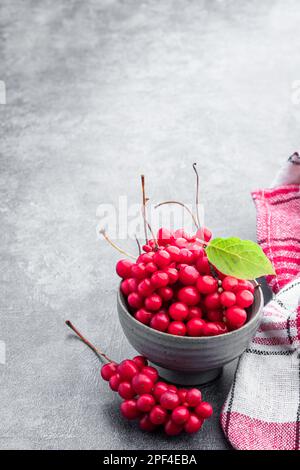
[135, 235, 142, 255]
[99, 228, 136, 260]
[192, 163, 202, 234]
[65, 320, 111, 364]
[154, 200, 199, 229]
[141, 175, 148, 243]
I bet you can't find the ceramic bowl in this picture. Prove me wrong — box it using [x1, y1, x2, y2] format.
[117, 281, 264, 385]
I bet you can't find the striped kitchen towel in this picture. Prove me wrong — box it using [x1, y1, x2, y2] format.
[221, 184, 300, 450]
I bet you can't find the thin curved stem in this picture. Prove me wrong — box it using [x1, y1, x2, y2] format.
[192, 163, 202, 230]
[135, 235, 142, 255]
[141, 175, 148, 243]
[65, 320, 111, 364]
[99, 229, 136, 260]
[154, 200, 199, 229]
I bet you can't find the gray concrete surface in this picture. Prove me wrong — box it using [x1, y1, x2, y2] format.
[1, 0, 300, 450]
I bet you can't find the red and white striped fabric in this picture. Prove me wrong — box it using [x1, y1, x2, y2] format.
[221, 184, 300, 450]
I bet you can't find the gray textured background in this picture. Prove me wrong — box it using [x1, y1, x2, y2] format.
[1, 0, 300, 450]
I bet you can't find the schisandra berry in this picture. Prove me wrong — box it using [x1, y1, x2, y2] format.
[177, 286, 200, 306]
[153, 250, 171, 268]
[187, 306, 203, 320]
[177, 388, 188, 404]
[121, 278, 138, 296]
[151, 271, 169, 288]
[116, 259, 134, 279]
[157, 228, 173, 246]
[160, 391, 180, 410]
[235, 289, 254, 308]
[142, 366, 159, 383]
[220, 291, 236, 307]
[145, 294, 162, 311]
[157, 286, 173, 301]
[164, 267, 179, 284]
[164, 419, 183, 436]
[165, 245, 181, 262]
[132, 355, 148, 370]
[139, 414, 157, 432]
[167, 384, 178, 393]
[127, 292, 143, 309]
[204, 292, 221, 309]
[109, 373, 121, 391]
[214, 322, 228, 334]
[186, 388, 202, 407]
[169, 302, 189, 321]
[137, 279, 153, 297]
[120, 399, 141, 420]
[118, 360, 139, 381]
[118, 381, 136, 399]
[174, 237, 188, 248]
[134, 308, 152, 325]
[167, 321, 187, 336]
[179, 248, 194, 264]
[235, 279, 255, 294]
[196, 275, 217, 294]
[184, 413, 203, 434]
[196, 256, 211, 274]
[150, 311, 170, 332]
[132, 373, 154, 395]
[203, 322, 221, 336]
[145, 262, 158, 274]
[222, 276, 238, 291]
[171, 406, 190, 425]
[131, 263, 147, 280]
[179, 266, 199, 285]
[186, 318, 206, 336]
[153, 382, 169, 400]
[195, 401, 213, 419]
[149, 405, 168, 425]
[101, 362, 118, 381]
[136, 394, 156, 412]
[225, 306, 247, 329]
[206, 309, 223, 322]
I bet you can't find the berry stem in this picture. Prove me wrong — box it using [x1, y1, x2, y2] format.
[154, 201, 199, 229]
[65, 320, 111, 364]
[141, 175, 149, 243]
[135, 235, 142, 255]
[192, 163, 203, 237]
[99, 228, 136, 260]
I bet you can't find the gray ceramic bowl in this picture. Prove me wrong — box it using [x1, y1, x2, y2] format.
[117, 281, 264, 385]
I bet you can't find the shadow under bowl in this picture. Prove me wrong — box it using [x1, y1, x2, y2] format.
[117, 282, 264, 385]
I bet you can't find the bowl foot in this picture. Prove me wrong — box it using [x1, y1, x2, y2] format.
[152, 364, 223, 386]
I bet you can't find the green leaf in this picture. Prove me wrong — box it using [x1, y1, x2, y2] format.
[206, 237, 275, 280]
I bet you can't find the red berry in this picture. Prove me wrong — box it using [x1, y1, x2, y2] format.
[120, 399, 141, 420]
[141, 366, 159, 383]
[203, 322, 220, 336]
[178, 265, 199, 285]
[179, 248, 194, 264]
[235, 279, 255, 294]
[132, 355, 148, 370]
[225, 306, 247, 329]
[184, 413, 203, 433]
[186, 318, 206, 336]
[117, 359, 139, 381]
[138, 279, 153, 297]
[166, 245, 181, 262]
[160, 391, 180, 410]
[186, 388, 202, 406]
[177, 286, 200, 306]
[116, 259, 134, 279]
[131, 263, 147, 280]
[206, 309, 223, 322]
[127, 292, 143, 309]
[157, 228, 173, 246]
[214, 321, 228, 334]
[157, 287, 173, 302]
[136, 394, 156, 412]
[167, 321, 187, 336]
[196, 275, 217, 294]
[145, 293, 162, 311]
[118, 381, 136, 399]
[167, 384, 178, 393]
[109, 373, 121, 391]
[150, 311, 170, 332]
[142, 244, 152, 253]
[151, 271, 169, 288]
[171, 406, 190, 425]
[220, 291, 236, 307]
[153, 382, 169, 400]
[153, 250, 171, 268]
[189, 244, 205, 259]
[134, 308, 152, 325]
[169, 302, 189, 321]
[164, 267, 179, 284]
[235, 289, 254, 308]
[101, 362, 118, 381]
[195, 401, 213, 419]
[222, 276, 238, 291]
[196, 256, 210, 274]
[177, 388, 188, 404]
[132, 373, 154, 395]
[187, 306, 203, 320]
[174, 237, 188, 248]
[121, 278, 138, 296]
[203, 227, 212, 242]
[204, 292, 221, 309]
[139, 414, 157, 432]
[149, 405, 168, 425]
[164, 419, 183, 436]
[145, 262, 158, 274]
[137, 253, 154, 264]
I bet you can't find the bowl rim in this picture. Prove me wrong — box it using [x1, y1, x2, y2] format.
[118, 280, 264, 343]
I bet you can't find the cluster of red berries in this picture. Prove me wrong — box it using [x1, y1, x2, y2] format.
[101, 355, 213, 436]
[117, 227, 255, 336]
